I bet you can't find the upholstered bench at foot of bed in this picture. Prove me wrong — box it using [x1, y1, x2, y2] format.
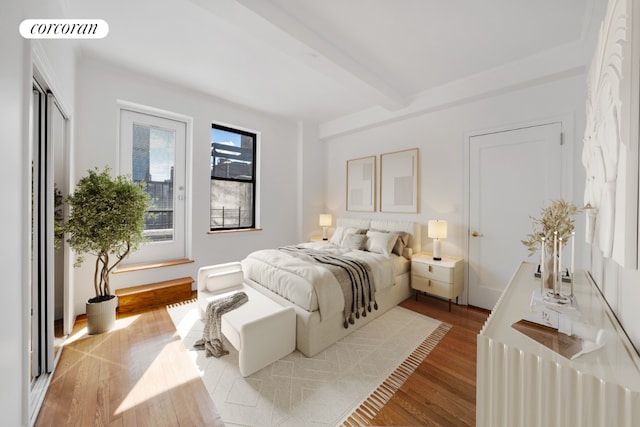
[197, 262, 296, 377]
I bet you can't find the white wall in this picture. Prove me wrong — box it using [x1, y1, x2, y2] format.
[324, 73, 587, 261]
[1, 2, 29, 424]
[323, 69, 640, 351]
[297, 121, 326, 240]
[72, 55, 310, 315]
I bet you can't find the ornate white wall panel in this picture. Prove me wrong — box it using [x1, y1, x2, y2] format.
[582, 0, 639, 268]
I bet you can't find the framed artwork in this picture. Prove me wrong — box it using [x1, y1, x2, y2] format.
[380, 148, 419, 213]
[346, 156, 376, 212]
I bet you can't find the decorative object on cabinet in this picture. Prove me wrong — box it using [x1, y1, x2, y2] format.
[346, 155, 376, 212]
[427, 219, 447, 260]
[319, 213, 332, 240]
[521, 199, 578, 256]
[521, 199, 578, 296]
[380, 148, 418, 213]
[582, 0, 639, 269]
[411, 252, 463, 312]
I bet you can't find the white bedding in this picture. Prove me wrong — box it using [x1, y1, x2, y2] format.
[241, 241, 404, 320]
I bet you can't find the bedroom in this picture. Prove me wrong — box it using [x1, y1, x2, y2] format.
[3, 0, 640, 426]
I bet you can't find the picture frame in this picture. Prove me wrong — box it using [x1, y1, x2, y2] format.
[346, 155, 376, 212]
[380, 148, 419, 213]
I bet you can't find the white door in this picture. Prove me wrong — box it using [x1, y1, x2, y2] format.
[468, 123, 563, 310]
[119, 109, 187, 264]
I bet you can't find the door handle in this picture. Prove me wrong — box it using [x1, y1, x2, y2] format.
[471, 231, 483, 237]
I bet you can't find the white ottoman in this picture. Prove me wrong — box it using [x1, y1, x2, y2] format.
[197, 262, 296, 377]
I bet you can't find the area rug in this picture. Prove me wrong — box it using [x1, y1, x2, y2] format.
[168, 301, 451, 427]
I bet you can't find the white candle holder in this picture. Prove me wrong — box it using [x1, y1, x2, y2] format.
[543, 230, 573, 306]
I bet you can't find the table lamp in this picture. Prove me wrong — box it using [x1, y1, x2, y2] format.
[428, 219, 447, 261]
[319, 214, 332, 240]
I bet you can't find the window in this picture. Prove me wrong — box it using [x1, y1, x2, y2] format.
[133, 123, 176, 241]
[210, 124, 257, 230]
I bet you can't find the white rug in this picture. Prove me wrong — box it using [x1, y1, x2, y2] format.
[168, 301, 449, 427]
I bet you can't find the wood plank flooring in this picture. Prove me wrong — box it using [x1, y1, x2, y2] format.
[35, 304, 224, 427]
[35, 293, 488, 426]
[371, 295, 489, 426]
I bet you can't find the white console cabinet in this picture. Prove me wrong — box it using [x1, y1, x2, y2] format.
[477, 261, 640, 427]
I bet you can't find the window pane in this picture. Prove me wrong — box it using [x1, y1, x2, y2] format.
[211, 128, 254, 180]
[210, 180, 254, 229]
[210, 124, 256, 231]
[133, 124, 175, 241]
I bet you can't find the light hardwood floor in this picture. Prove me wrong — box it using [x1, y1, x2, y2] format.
[35, 304, 223, 427]
[35, 294, 488, 426]
[373, 295, 489, 426]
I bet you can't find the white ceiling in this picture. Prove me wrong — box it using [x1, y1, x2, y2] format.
[64, 0, 597, 124]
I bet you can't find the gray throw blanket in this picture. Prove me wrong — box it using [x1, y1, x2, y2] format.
[194, 291, 248, 358]
[279, 246, 377, 328]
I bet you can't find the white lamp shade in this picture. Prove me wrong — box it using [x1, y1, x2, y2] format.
[319, 214, 332, 227]
[428, 220, 448, 239]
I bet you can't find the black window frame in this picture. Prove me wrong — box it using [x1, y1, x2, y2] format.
[209, 123, 257, 231]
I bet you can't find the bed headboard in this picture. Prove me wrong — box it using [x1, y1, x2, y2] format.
[335, 218, 422, 254]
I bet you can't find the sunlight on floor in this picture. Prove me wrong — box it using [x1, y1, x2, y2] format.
[114, 338, 201, 415]
[168, 303, 207, 374]
[64, 314, 141, 345]
[178, 309, 200, 333]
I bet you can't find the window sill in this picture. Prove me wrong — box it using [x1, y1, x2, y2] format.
[208, 227, 263, 235]
[113, 258, 194, 274]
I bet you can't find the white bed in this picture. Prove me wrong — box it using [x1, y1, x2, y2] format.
[241, 218, 421, 357]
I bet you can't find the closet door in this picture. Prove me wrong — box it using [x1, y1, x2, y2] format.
[31, 85, 55, 381]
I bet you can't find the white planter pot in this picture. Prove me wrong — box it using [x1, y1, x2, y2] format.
[86, 296, 118, 335]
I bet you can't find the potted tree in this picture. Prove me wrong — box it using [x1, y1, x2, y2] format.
[64, 167, 151, 334]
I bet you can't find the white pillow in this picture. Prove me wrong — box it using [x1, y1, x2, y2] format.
[366, 230, 399, 255]
[368, 228, 410, 256]
[342, 233, 367, 250]
[331, 226, 366, 246]
[330, 226, 347, 245]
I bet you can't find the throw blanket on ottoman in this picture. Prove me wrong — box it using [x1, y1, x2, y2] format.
[279, 245, 377, 328]
[194, 291, 248, 357]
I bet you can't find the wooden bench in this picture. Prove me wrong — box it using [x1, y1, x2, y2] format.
[116, 277, 193, 313]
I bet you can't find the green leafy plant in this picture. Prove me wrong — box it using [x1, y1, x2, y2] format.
[522, 199, 579, 256]
[54, 184, 64, 249]
[64, 167, 151, 303]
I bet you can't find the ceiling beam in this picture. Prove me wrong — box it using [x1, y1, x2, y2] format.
[319, 41, 588, 139]
[192, 0, 407, 111]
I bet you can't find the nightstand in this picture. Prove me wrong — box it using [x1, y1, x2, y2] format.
[309, 235, 327, 242]
[411, 252, 464, 311]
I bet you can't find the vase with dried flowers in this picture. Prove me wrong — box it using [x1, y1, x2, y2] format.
[521, 199, 579, 291]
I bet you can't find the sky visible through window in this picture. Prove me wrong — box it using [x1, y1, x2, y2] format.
[212, 128, 241, 146]
[149, 127, 174, 182]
